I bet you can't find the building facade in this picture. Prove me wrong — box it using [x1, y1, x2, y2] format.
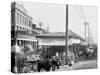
[11, 2, 38, 52]
[11, 2, 33, 33]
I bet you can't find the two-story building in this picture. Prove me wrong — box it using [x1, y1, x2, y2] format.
[11, 2, 40, 52]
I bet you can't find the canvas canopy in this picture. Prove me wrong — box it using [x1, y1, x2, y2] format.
[38, 38, 65, 46]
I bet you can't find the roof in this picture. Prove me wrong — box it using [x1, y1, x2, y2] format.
[36, 30, 77, 37]
[36, 30, 85, 41]
[11, 2, 32, 20]
[37, 32, 65, 37]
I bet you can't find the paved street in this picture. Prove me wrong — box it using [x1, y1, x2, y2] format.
[56, 59, 97, 71]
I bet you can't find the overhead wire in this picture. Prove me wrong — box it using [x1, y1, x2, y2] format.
[73, 6, 83, 22]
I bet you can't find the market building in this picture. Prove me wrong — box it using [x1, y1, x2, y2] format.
[36, 30, 85, 59]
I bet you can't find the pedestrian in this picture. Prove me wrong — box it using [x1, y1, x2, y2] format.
[68, 51, 75, 66]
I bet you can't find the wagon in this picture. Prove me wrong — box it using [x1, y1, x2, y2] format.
[22, 54, 40, 73]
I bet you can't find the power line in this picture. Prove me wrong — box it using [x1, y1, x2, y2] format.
[73, 6, 83, 21]
[80, 6, 90, 44]
[73, 6, 90, 43]
[79, 6, 86, 21]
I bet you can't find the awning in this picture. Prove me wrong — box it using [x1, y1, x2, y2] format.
[16, 34, 37, 41]
[17, 38, 37, 41]
[38, 38, 65, 46]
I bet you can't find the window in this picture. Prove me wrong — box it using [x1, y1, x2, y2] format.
[21, 16, 23, 24]
[17, 13, 19, 24]
[20, 27, 21, 31]
[18, 40, 22, 46]
[27, 20, 29, 26]
[26, 19, 29, 26]
[29, 21, 32, 27]
[17, 26, 20, 31]
[20, 15, 21, 24]
[25, 18, 27, 25]
[33, 42, 36, 49]
[22, 16, 24, 24]
[20, 27, 23, 31]
[11, 13, 15, 25]
[24, 17, 25, 25]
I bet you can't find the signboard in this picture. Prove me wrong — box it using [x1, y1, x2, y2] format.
[27, 54, 40, 61]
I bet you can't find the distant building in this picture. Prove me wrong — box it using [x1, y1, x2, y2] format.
[32, 23, 46, 34]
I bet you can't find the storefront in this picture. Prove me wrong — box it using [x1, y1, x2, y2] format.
[11, 31, 38, 53]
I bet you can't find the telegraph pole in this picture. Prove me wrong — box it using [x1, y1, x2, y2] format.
[84, 22, 87, 41]
[84, 22, 89, 46]
[65, 5, 68, 65]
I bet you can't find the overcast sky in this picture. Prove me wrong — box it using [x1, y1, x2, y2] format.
[17, 2, 98, 43]
[17, 2, 66, 32]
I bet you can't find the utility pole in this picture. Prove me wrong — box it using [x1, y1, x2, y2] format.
[84, 22, 89, 46]
[65, 5, 68, 65]
[84, 22, 87, 41]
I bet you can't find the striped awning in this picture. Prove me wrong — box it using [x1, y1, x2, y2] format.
[17, 34, 37, 41]
[17, 38, 37, 41]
